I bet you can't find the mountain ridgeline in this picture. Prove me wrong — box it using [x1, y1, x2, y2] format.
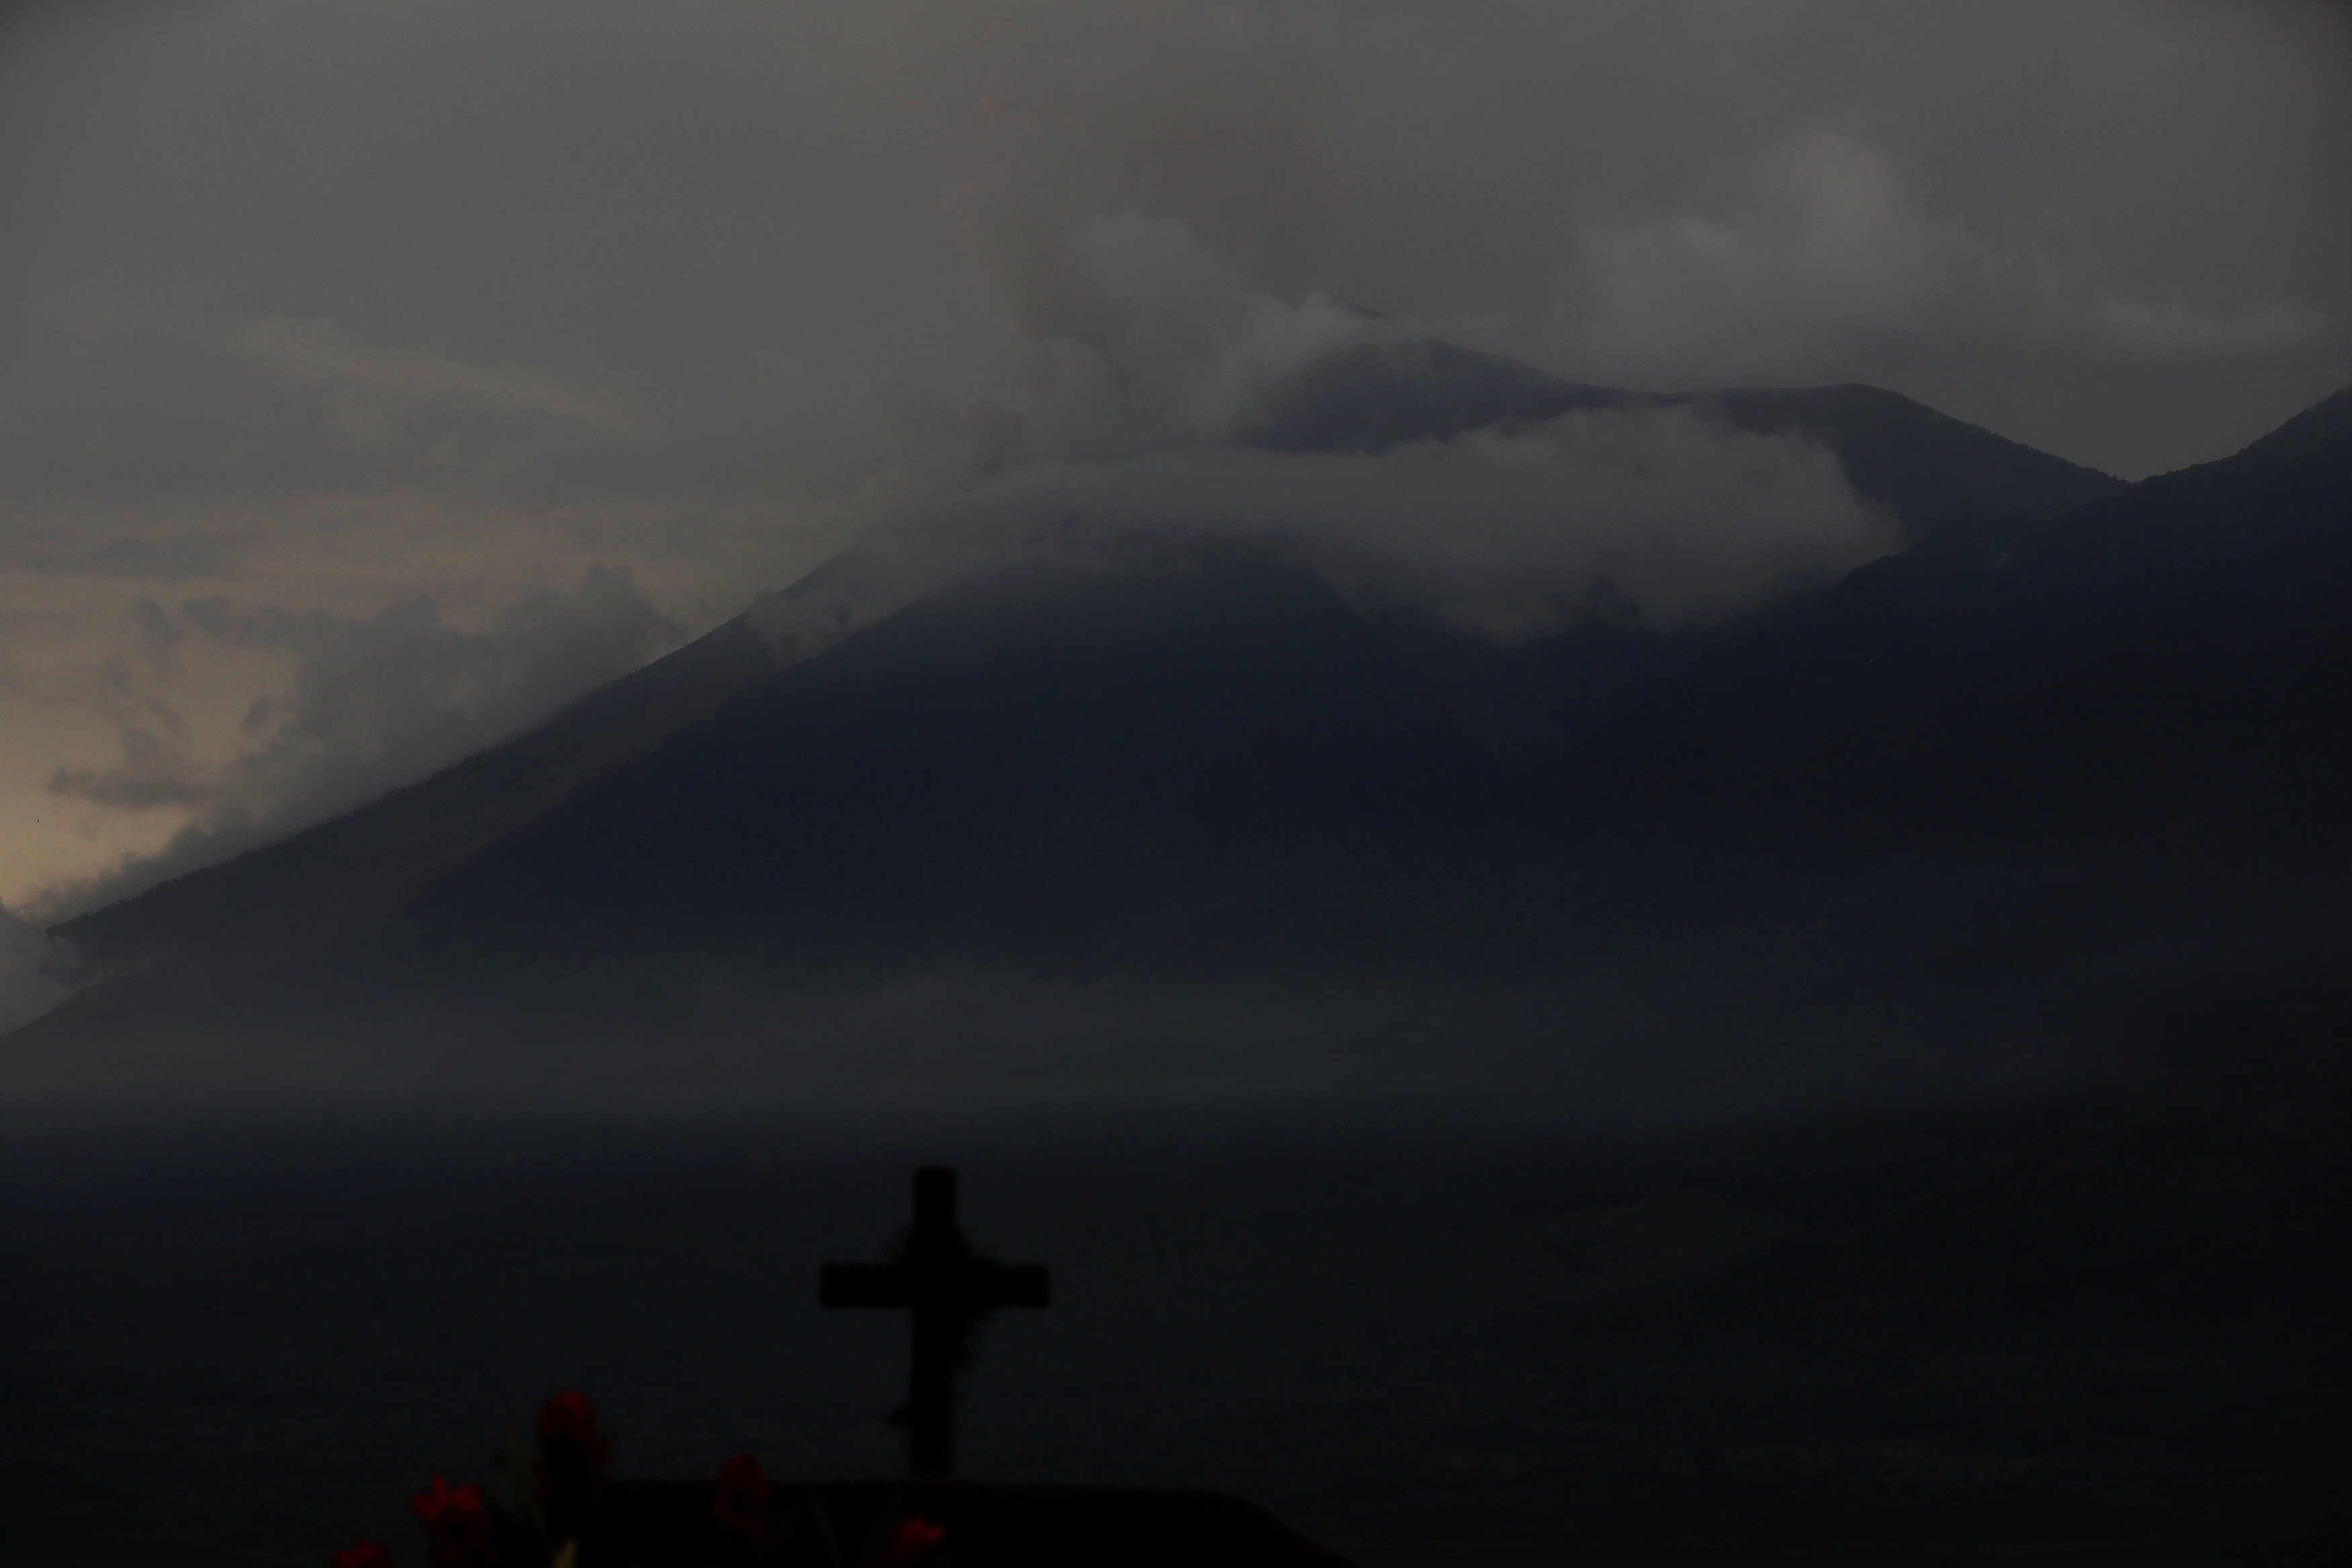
[17, 348, 2350, 1117]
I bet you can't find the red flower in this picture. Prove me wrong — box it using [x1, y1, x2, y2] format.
[534, 1390, 611, 1544]
[874, 1514, 946, 1568]
[333, 1540, 394, 1568]
[410, 1475, 501, 1568]
[710, 1450, 771, 1563]
[536, 1391, 607, 1458]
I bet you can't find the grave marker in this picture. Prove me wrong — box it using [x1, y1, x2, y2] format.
[821, 1166, 1050, 1478]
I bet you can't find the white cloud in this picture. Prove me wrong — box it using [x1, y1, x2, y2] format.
[756, 400, 1889, 658]
[987, 212, 1389, 463]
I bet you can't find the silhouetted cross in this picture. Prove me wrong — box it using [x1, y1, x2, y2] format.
[820, 1166, 1050, 1478]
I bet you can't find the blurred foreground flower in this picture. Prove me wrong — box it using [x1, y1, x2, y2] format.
[534, 1389, 611, 1549]
[362, 1391, 952, 1568]
[712, 1450, 773, 1563]
[410, 1475, 502, 1568]
[875, 1513, 946, 1567]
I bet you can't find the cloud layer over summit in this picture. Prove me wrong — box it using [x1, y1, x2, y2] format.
[1, 0, 2346, 907]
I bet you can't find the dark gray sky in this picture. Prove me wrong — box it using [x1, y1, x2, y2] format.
[1, 0, 2346, 912]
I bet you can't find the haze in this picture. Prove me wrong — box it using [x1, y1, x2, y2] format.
[1, 0, 2345, 911]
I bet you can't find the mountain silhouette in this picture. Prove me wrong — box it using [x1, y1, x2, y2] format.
[24, 351, 2343, 1113]
[40, 345, 2115, 973]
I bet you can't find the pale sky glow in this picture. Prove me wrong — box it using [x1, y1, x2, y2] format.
[1, 0, 2345, 909]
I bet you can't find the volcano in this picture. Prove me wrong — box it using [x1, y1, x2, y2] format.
[13, 349, 2347, 1117]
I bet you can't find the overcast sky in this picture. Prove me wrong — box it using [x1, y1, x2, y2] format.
[0, 0, 2345, 912]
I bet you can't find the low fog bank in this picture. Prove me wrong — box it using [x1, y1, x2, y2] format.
[0, 931, 2050, 1135]
[9, 838, 2332, 1143]
[0, 902, 70, 1036]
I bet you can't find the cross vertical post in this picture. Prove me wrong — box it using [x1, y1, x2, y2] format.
[904, 1166, 960, 1479]
[820, 1166, 1050, 1479]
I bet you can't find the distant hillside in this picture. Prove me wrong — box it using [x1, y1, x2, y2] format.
[24, 357, 2292, 1108]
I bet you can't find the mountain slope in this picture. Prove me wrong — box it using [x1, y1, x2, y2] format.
[393, 550, 1497, 982]
[5, 361, 2190, 1102]
[48, 612, 780, 980]
[1528, 384, 2352, 857]
[43, 353, 2119, 987]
